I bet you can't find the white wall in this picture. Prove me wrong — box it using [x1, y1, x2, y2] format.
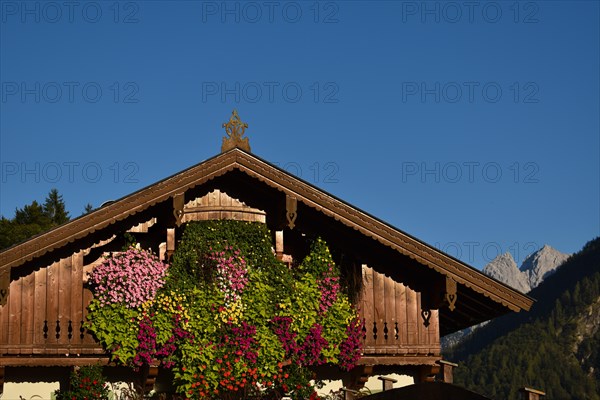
[1, 382, 59, 400]
[316, 373, 414, 397]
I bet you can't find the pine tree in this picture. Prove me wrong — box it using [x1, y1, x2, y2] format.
[83, 203, 94, 215]
[0, 189, 71, 250]
[43, 188, 70, 225]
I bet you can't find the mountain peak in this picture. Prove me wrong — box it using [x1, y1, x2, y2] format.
[520, 245, 570, 288]
[483, 252, 529, 293]
[482, 245, 570, 293]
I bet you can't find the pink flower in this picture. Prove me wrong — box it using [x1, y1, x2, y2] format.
[88, 247, 168, 308]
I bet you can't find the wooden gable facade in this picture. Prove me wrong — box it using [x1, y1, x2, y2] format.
[0, 120, 534, 397]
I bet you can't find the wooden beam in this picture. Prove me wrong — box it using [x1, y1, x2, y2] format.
[0, 357, 109, 367]
[358, 356, 440, 366]
[520, 387, 546, 400]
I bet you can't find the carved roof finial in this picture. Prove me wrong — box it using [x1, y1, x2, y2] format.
[221, 109, 251, 153]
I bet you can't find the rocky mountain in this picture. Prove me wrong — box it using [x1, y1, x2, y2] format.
[483, 245, 570, 293]
[445, 237, 600, 399]
[442, 245, 570, 350]
[483, 252, 530, 293]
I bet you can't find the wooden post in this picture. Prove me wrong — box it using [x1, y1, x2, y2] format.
[275, 230, 284, 261]
[146, 366, 159, 393]
[340, 387, 359, 400]
[166, 228, 175, 261]
[140, 365, 159, 394]
[342, 365, 373, 399]
[0, 366, 5, 396]
[437, 360, 458, 383]
[377, 376, 398, 391]
[519, 387, 546, 400]
[416, 365, 440, 383]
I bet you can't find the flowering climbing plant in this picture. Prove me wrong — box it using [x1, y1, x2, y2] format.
[87, 246, 168, 308]
[54, 365, 110, 400]
[86, 220, 363, 400]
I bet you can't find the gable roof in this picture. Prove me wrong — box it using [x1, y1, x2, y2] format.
[0, 148, 533, 334]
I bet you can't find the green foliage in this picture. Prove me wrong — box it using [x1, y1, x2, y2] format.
[83, 203, 94, 215]
[448, 237, 600, 399]
[54, 365, 110, 400]
[168, 220, 278, 291]
[0, 189, 71, 249]
[86, 221, 361, 399]
[87, 300, 140, 363]
[43, 188, 70, 224]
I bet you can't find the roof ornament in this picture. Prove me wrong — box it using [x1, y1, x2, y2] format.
[221, 109, 251, 153]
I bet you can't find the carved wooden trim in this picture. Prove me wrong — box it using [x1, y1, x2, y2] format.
[233, 153, 532, 312]
[0, 150, 239, 271]
[173, 193, 185, 227]
[0, 149, 533, 326]
[286, 195, 297, 229]
[221, 110, 251, 153]
[421, 309, 432, 328]
[445, 277, 457, 311]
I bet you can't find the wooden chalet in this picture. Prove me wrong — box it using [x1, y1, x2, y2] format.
[0, 111, 533, 398]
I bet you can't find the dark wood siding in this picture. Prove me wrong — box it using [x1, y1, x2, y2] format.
[359, 266, 440, 357]
[0, 253, 103, 356]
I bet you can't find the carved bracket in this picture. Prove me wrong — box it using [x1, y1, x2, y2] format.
[173, 193, 185, 227]
[421, 275, 458, 313]
[286, 195, 297, 229]
[445, 277, 458, 311]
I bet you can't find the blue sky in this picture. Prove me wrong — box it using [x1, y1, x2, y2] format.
[0, 0, 598, 269]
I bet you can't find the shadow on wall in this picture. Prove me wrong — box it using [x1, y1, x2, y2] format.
[2, 367, 67, 400]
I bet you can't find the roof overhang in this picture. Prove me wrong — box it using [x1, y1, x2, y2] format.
[0, 148, 534, 334]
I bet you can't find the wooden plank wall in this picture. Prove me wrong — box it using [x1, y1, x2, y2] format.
[0, 252, 103, 355]
[182, 189, 266, 223]
[358, 265, 440, 356]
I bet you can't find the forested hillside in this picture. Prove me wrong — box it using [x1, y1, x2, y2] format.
[0, 189, 72, 250]
[446, 237, 600, 399]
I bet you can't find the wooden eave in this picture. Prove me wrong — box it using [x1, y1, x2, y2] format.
[0, 148, 533, 332]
